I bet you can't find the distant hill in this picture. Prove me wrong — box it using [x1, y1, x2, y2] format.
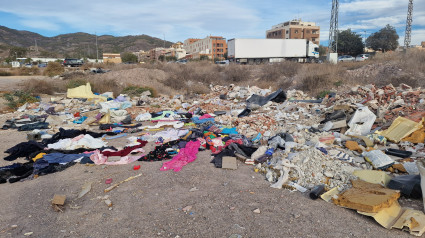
[0, 25, 174, 59]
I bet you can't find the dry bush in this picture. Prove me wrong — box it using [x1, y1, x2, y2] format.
[162, 62, 223, 93]
[259, 61, 300, 81]
[163, 65, 193, 90]
[223, 64, 251, 83]
[44, 62, 64, 77]
[22, 78, 55, 95]
[0, 70, 12, 76]
[399, 49, 425, 74]
[341, 60, 369, 70]
[376, 74, 418, 88]
[296, 63, 343, 96]
[13, 67, 40, 76]
[88, 78, 123, 97]
[62, 71, 87, 80]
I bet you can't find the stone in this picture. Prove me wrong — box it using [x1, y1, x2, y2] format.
[182, 205, 192, 212]
[253, 208, 261, 214]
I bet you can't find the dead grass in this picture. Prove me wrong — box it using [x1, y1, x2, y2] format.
[89, 78, 123, 97]
[44, 62, 64, 77]
[11, 67, 40, 76]
[295, 63, 343, 95]
[22, 78, 56, 95]
[0, 70, 12, 76]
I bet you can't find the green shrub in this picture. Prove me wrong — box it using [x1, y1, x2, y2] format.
[121, 85, 156, 97]
[317, 90, 333, 99]
[3, 90, 39, 109]
[66, 78, 87, 89]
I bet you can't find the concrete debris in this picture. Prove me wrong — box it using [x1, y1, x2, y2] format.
[3, 81, 425, 236]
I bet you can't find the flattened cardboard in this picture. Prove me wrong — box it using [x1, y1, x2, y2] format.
[222, 156, 237, 170]
[52, 194, 66, 205]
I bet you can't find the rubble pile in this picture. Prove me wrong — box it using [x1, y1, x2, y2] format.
[2, 81, 425, 236]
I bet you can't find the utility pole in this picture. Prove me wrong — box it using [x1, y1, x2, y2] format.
[327, 0, 339, 63]
[364, 30, 367, 53]
[404, 0, 413, 50]
[35, 39, 38, 53]
[95, 32, 99, 62]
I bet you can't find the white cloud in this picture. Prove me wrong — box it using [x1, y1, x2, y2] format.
[0, 0, 262, 40]
[19, 19, 60, 31]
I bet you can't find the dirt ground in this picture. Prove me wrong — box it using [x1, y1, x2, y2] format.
[0, 76, 417, 238]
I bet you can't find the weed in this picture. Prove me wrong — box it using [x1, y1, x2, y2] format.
[333, 80, 343, 87]
[66, 78, 87, 89]
[317, 90, 333, 98]
[121, 85, 156, 97]
[3, 90, 39, 109]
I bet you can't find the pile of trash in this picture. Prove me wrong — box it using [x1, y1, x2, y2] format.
[2, 81, 425, 236]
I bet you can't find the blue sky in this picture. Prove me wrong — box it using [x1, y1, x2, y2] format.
[0, 0, 424, 46]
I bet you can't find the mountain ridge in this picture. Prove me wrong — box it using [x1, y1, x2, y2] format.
[0, 25, 174, 58]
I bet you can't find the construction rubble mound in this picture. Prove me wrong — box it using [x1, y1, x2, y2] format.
[2, 82, 425, 236]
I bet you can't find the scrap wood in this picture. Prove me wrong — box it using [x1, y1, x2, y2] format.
[104, 173, 143, 193]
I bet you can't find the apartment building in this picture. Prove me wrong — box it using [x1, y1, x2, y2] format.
[183, 36, 227, 60]
[266, 19, 320, 44]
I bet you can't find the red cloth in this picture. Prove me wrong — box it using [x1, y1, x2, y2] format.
[101, 140, 148, 157]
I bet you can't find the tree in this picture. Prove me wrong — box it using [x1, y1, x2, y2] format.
[366, 24, 399, 52]
[200, 55, 209, 61]
[8, 46, 27, 59]
[337, 29, 364, 56]
[165, 56, 177, 62]
[318, 45, 327, 57]
[121, 52, 138, 63]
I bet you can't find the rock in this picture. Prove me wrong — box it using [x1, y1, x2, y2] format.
[253, 208, 261, 214]
[182, 205, 192, 212]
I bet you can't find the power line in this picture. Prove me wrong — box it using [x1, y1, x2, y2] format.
[404, 0, 413, 49]
[328, 0, 339, 53]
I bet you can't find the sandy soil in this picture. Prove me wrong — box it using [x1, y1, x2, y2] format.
[0, 76, 416, 238]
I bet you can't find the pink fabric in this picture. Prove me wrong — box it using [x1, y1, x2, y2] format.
[90, 148, 145, 165]
[199, 114, 213, 119]
[160, 140, 201, 172]
[72, 134, 85, 142]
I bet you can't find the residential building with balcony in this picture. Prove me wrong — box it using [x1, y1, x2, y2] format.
[183, 36, 227, 60]
[266, 19, 320, 44]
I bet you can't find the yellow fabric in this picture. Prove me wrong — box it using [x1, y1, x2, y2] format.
[67, 83, 107, 103]
[33, 152, 46, 162]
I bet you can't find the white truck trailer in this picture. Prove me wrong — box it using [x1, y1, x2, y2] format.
[227, 38, 319, 64]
